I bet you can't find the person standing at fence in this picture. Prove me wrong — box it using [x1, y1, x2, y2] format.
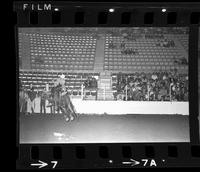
[40, 87, 48, 114]
[27, 84, 36, 114]
[19, 80, 28, 114]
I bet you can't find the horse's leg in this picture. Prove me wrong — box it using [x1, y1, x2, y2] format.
[65, 106, 72, 122]
[69, 100, 78, 119]
[60, 96, 74, 122]
[66, 96, 77, 120]
[64, 97, 74, 121]
[64, 99, 74, 122]
[58, 96, 70, 122]
[60, 104, 70, 122]
[68, 103, 79, 122]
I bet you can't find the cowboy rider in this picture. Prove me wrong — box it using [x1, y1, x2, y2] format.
[51, 74, 66, 113]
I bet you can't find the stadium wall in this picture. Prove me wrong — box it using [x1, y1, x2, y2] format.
[72, 100, 189, 115]
[32, 98, 189, 115]
[32, 99, 189, 115]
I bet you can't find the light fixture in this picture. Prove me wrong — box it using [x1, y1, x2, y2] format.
[109, 8, 115, 13]
[162, 8, 167, 13]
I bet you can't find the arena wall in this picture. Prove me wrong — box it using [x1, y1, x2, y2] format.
[72, 100, 189, 115]
[33, 98, 189, 115]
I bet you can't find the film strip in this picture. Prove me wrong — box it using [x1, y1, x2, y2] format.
[14, 1, 200, 169]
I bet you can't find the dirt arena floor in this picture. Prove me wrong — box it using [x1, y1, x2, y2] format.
[19, 113, 190, 143]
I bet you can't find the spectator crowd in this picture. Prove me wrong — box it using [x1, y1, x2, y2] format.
[107, 28, 178, 57]
[114, 71, 188, 101]
[155, 38, 175, 48]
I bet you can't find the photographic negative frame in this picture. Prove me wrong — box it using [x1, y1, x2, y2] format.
[14, 1, 200, 169]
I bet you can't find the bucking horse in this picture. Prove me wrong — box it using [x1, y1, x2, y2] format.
[47, 87, 78, 122]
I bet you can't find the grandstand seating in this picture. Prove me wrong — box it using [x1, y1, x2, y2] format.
[104, 34, 188, 72]
[19, 32, 97, 71]
[19, 70, 99, 97]
[19, 28, 189, 101]
[19, 28, 189, 74]
[175, 34, 188, 52]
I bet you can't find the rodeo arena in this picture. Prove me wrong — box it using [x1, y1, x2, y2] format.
[19, 27, 190, 143]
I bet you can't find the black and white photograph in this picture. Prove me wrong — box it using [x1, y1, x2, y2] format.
[18, 27, 190, 143]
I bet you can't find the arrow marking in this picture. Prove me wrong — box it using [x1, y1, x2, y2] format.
[122, 159, 140, 166]
[31, 160, 48, 168]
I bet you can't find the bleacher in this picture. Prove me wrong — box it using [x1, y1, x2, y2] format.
[18, 28, 189, 101]
[104, 34, 187, 72]
[175, 34, 189, 52]
[19, 32, 97, 71]
[19, 70, 99, 98]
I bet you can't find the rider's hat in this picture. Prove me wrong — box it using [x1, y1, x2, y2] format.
[59, 74, 65, 79]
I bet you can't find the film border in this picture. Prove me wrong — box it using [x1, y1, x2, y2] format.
[14, 1, 200, 169]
